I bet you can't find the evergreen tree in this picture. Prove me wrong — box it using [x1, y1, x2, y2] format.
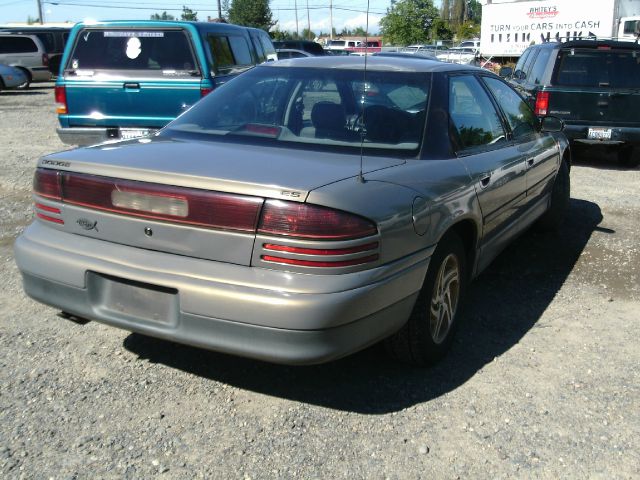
[228, 0, 276, 31]
[180, 6, 198, 21]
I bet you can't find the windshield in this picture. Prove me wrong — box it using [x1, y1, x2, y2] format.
[165, 65, 430, 151]
[554, 48, 640, 88]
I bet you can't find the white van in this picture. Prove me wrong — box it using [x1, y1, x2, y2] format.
[0, 33, 51, 87]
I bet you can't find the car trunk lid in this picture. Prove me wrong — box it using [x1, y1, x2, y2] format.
[34, 138, 403, 266]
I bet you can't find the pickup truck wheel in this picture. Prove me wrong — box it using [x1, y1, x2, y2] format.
[536, 160, 570, 231]
[385, 232, 467, 366]
[618, 146, 640, 168]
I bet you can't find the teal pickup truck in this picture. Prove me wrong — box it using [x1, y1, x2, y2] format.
[55, 20, 276, 146]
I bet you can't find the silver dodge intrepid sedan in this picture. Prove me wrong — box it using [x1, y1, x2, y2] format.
[15, 56, 570, 366]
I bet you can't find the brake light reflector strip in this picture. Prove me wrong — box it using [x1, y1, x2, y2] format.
[261, 254, 379, 268]
[36, 212, 64, 224]
[263, 242, 378, 256]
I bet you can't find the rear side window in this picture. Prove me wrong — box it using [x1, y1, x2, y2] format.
[554, 48, 640, 88]
[483, 77, 537, 139]
[207, 34, 253, 74]
[35, 33, 55, 52]
[68, 29, 198, 76]
[520, 49, 539, 80]
[449, 75, 505, 150]
[258, 31, 276, 59]
[250, 32, 266, 63]
[514, 48, 531, 75]
[0, 36, 38, 53]
[529, 48, 552, 85]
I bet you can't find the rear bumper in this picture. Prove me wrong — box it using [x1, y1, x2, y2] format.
[14, 222, 430, 365]
[28, 66, 51, 82]
[56, 127, 157, 146]
[563, 124, 640, 147]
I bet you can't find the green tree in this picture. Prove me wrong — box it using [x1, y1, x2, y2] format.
[301, 28, 316, 41]
[468, 0, 482, 23]
[431, 17, 454, 42]
[150, 11, 176, 20]
[270, 29, 294, 41]
[352, 26, 368, 37]
[228, 0, 275, 31]
[181, 6, 198, 21]
[380, 0, 439, 46]
[456, 21, 480, 40]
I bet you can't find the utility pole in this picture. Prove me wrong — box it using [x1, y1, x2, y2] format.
[294, 0, 299, 39]
[217, 0, 222, 20]
[306, 0, 311, 40]
[330, 0, 333, 39]
[36, 0, 44, 24]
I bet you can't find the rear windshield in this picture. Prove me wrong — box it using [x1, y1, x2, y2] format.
[66, 29, 199, 77]
[554, 48, 640, 88]
[166, 65, 430, 152]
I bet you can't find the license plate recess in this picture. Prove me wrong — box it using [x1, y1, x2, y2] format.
[87, 272, 179, 326]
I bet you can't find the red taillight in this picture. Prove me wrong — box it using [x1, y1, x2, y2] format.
[42, 53, 49, 67]
[200, 87, 213, 97]
[257, 200, 377, 240]
[61, 172, 263, 231]
[34, 168, 62, 200]
[534, 91, 550, 116]
[55, 85, 67, 114]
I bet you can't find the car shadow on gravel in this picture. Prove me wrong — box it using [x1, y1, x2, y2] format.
[124, 198, 603, 414]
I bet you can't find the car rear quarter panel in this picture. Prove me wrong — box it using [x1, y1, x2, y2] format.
[307, 158, 480, 269]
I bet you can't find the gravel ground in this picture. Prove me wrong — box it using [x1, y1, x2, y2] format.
[0, 84, 639, 479]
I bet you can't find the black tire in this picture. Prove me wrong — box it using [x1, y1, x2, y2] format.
[618, 145, 640, 168]
[0, 77, 4, 92]
[536, 159, 570, 231]
[385, 231, 467, 366]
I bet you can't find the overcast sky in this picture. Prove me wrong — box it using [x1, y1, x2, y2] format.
[0, 0, 437, 34]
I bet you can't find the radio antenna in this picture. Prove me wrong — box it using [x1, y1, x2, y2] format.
[357, 0, 371, 184]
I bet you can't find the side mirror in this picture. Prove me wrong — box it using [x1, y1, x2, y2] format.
[498, 66, 513, 78]
[540, 116, 564, 132]
[514, 69, 526, 80]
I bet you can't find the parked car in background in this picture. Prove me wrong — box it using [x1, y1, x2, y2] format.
[55, 20, 276, 146]
[506, 39, 640, 167]
[15, 56, 570, 367]
[0, 26, 70, 75]
[436, 47, 478, 65]
[276, 48, 313, 60]
[402, 44, 447, 57]
[0, 33, 51, 87]
[325, 39, 362, 52]
[0, 63, 28, 90]
[272, 40, 325, 55]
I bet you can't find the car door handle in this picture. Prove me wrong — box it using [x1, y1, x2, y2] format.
[123, 82, 140, 89]
[526, 158, 535, 167]
[479, 174, 491, 188]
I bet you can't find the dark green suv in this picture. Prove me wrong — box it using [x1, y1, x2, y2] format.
[506, 40, 640, 167]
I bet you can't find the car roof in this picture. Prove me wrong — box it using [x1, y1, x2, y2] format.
[71, 20, 250, 34]
[529, 39, 640, 50]
[263, 55, 479, 73]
